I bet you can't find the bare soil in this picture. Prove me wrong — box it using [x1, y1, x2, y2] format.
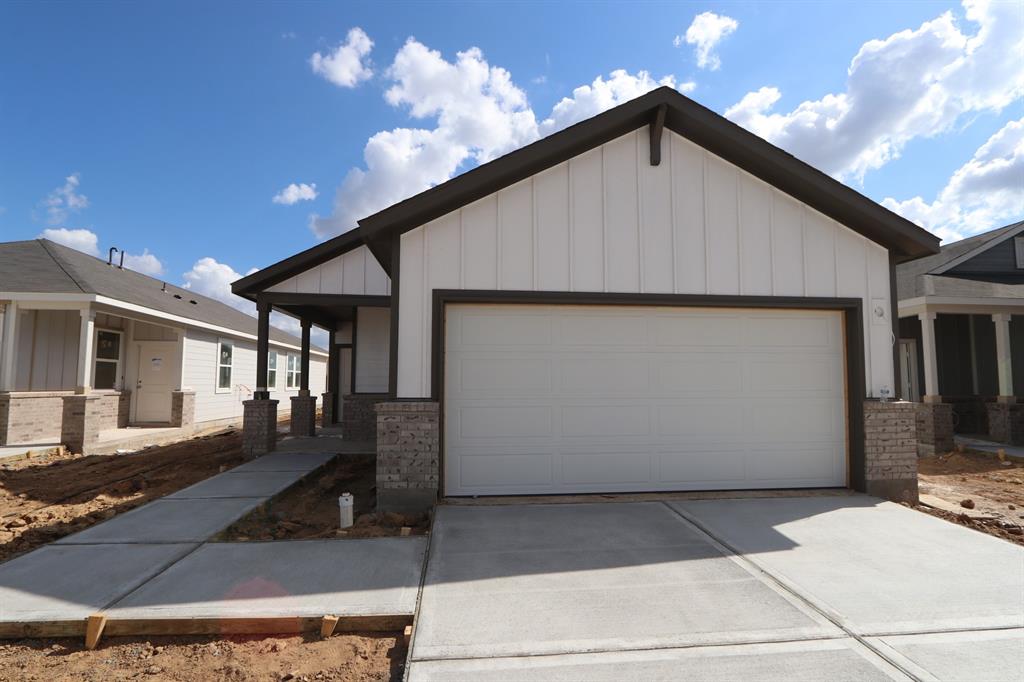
[0, 632, 404, 682]
[916, 450, 1024, 546]
[220, 455, 430, 541]
[0, 430, 249, 564]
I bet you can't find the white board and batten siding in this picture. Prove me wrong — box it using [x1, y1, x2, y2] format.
[354, 307, 390, 393]
[182, 328, 327, 425]
[397, 127, 894, 399]
[267, 244, 391, 296]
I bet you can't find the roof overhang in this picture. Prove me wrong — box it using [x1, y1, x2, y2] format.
[358, 86, 940, 271]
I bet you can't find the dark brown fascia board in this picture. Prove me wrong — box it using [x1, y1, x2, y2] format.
[358, 86, 939, 269]
[231, 228, 367, 299]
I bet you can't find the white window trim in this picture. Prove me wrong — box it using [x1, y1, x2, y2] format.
[216, 338, 234, 394]
[92, 327, 123, 391]
[1014, 236, 1024, 269]
[267, 350, 278, 392]
[285, 353, 300, 391]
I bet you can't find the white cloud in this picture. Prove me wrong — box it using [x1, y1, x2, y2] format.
[41, 173, 89, 225]
[882, 117, 1024, 243]
[122, 249, 165, 276]
[724, 0, 1024, 182]
[38, 227, 165, 275]
[272, 182, 318, 205]
[182, 257, 327, 345]
[310, 27, 374, 88]
[39, 227, 100, 256]
[675, 11, 739, 71]
[311, 38, 683, 239]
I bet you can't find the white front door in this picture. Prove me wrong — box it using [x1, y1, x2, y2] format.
[443, 304, 848, 496]
[135, 341, 176, 423]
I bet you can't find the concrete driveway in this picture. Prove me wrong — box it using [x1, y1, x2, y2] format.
[407, 495, 1024, 681]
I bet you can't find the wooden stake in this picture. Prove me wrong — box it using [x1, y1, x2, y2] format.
[320, 615, 339, 639]
[85, 614, 107, 650]
[403, 625, 413, 647]
[400, 527, 411, 537]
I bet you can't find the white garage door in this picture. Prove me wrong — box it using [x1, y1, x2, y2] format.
[443, 304, 847, 496]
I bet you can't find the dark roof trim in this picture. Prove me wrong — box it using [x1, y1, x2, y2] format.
[231, 228, 366, 299]
[931, 220, 1024, 275]
[358, 86, 939, 268]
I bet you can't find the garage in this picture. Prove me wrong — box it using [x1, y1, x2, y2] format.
[443, 303, 848, 496]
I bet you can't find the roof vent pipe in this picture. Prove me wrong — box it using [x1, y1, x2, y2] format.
[107, 247, 119, 266]
[119, 249, 125, 269]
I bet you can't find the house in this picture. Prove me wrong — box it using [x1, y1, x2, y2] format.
[897, 220, 1024, 450]
[0, 238, 328, 454]
[232, 86, 939, 512]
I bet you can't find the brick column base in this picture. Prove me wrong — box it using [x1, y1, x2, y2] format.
[915, 402, 954, 457]
[376, 401, 439, 514]
[987, 402, 1024, 445]
[170, 390, 195, 428]
[864, 400, 919, 504]
[242, 399, 278, 457]
[61, 394, 103, 455]
[342, 394, 389, 441]
[290, 394, 317, 437]
[321, 392, 334, 427]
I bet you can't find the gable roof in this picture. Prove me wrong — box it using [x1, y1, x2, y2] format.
[0, 239, 315, 349]
[896, 219, 1024, 300]
[357, 86, 940, 270]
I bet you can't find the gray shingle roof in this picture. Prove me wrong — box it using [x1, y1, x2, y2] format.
[0, 239, 315, 349]
[897, 220, 1024, 300]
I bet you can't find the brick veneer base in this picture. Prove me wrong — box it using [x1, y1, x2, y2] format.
[0, 392, 68, 445]
[915, 402, 954, 457]
[376, 401, 439, 513]
[290, 394, 318, 437]
[171, 391, 195, 428]
[242, 399, 278, 457]
[321, 392, 335, 427]
[61, 394, 103, 455]
[864, 400, 919, 503]
[987, 402, 1024, 445]
[342, 394, 389, 442]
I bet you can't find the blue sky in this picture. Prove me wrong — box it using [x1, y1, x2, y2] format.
[1, 0, 1021, 321]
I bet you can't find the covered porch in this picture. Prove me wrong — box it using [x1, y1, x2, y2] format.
[898, 296, 1024, 447]
[242, 292, 391, 456]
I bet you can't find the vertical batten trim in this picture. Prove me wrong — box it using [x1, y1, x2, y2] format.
[421, 228, 430, 396]
[800, 206, 808, 296]
[832, 220, 840, 297]
[458, 209, 465, 289]
[567, 160, 575, 292]
[496, 191, 503, 290]
[736, 169, 744, 295]
[531, 176, 539, 291]
[636, 130, 645, 293]
[600, 144, 608, 293]
[668, 134, 678, 294]
[701, 151, 709, 294]
[768, 190, 776, 296]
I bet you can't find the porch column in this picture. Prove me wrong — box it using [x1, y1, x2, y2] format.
[76, 308, 95, 394]
[0, 302, 16, 391]
[323, 329, 338, 426]
[919, 312, 940, 402]
[254, 297, 271, 400]
[299, 319, 311, 395]
[993, 314, 1014, 402]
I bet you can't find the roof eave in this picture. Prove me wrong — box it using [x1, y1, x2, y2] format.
[231, 228, 367, 297]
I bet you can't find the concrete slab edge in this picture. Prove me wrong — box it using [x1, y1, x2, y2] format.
[403, 508, 440, 682]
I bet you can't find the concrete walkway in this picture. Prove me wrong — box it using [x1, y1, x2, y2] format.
[0, 442, 423, 636]
[408, 497, 1024, 681]
[955, 435, 1024, 459]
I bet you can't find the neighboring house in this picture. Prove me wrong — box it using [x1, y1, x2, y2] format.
[897, 220, 1024, 448]
[233, 87, 939, 511]
[0, 239, 327, 454]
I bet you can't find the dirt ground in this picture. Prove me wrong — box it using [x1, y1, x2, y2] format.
[0, 632, 405, 682]
[0, 429, 249, 564]
[916, 450, 1024, 546]
[220, 454, 430, 541]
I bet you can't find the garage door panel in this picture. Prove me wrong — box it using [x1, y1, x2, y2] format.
[561, 453, 654, 485]
[456, 452, 554, 488]
[561, 404, 651, 437]
[444, 304, 847, 496]
[453, 405, 553, 439]
[558, 357, 651, 393]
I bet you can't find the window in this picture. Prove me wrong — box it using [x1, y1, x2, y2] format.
[267, 351, 277, 391]
[1015, 236, 1024, 269]
[217, 340, 233, 392]
[286, 354, 300, 390]
[93, 329, 121, 390]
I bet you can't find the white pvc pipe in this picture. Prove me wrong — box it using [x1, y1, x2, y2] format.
[338, 493, 354, 529]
